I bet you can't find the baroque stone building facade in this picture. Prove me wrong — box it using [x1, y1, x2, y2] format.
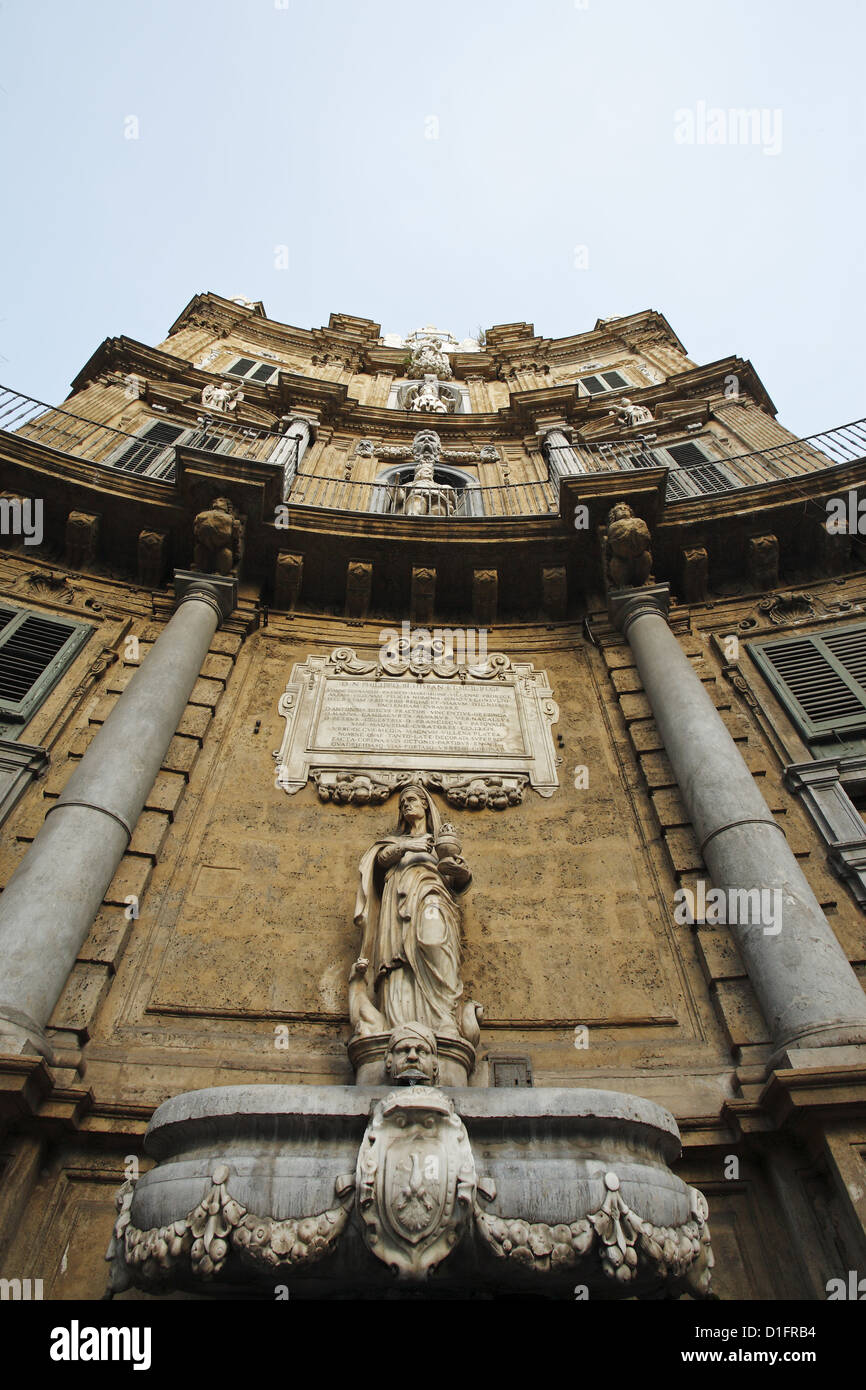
[0, 293, 865, 1298]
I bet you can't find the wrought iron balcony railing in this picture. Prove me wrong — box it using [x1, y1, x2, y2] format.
[1, 384, 865, 518]
[0, 384, 300, 495]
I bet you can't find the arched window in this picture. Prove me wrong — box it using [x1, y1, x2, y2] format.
[369, 463, 484, 517]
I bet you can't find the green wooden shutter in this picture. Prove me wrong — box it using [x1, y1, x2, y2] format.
[0, 608, 92, 738]
[748, 624, 866, 741]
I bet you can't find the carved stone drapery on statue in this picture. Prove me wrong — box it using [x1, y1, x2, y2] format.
[608, 397, 653, 427]
[201, 380, 243, 413]
[348, 783, 482, 1084]
[410, 374, 449, 414]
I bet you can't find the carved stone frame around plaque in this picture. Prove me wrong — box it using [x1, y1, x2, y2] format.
[273, 646, 559, 803]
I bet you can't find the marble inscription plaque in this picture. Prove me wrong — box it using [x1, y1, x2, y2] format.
[316, 681, 525, 756]
[274, 647, 559, 799]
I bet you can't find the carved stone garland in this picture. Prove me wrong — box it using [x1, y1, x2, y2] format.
[107, 1155, 713, 1295]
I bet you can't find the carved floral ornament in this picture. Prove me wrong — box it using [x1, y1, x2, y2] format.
[313, 769, 527, 809]
[354, 436, 500, 464]
[106, 1103, 713, 1294]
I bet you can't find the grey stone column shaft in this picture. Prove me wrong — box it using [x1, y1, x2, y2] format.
[0, 579, 232, 1057]
[276, 416, 315, 499]
[542, 428, 584, 478]
[612, 586, 866, 1054]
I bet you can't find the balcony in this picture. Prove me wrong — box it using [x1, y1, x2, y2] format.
[1, 384, 865, 521]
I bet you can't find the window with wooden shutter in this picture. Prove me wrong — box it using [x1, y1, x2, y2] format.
[0, 607, 92, 739]
[577, 370, 629, 396]
[660, 440, 737, 500]
[748, 624, 866, 743]
[618, 447, 697, 501]
[225, 357, 279, 385]
[109, 421, 185, 477]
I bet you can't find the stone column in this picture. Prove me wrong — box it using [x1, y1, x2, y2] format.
[542, 428, 584, 479]
[274, 415, 317, 499]
[610, 585, 866, 1057]
[0, 572, 236, 1060]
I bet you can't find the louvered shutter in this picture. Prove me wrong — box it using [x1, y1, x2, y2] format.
[0, 608, 92, 736]
[664, 471, 693, 501]
[665, 442, 732, 497]
[748, 626, 866, 741]
[602, 370, 628, 389]
[628, 451, 661, 469]
[112, 422, 184, 475]
[667, 442, 709, 469]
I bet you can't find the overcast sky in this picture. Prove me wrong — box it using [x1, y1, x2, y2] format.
[1, 0, 863, 435]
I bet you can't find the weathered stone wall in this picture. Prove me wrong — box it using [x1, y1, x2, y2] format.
[3, 583, 863, 1299]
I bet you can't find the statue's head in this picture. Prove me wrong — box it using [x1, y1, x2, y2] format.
[398, 783, 428, 826]
[608, 502, 634, 524]
[412, 428, 441, 460]
[385, 1023, 439, 1085]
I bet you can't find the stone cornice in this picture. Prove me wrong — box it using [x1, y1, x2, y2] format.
[162, 297, 692, 383]
[3, 426, 866, 616]
[81, 306, 772, 435]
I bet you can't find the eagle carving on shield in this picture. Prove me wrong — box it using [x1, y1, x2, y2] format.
[356, 1087, 476, 1278]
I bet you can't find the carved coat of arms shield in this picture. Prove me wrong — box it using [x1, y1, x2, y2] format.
[356, 1087, 476, 1278]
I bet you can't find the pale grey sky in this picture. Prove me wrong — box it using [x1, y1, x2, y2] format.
[1, 0, 863, 435]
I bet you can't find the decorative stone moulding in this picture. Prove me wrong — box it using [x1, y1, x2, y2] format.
[756, 591, 816, 625]
[273, 648, 559, 800]
[312, 770, 527, 810]
[105, 1085, 713, 1299]
[354, 438, 500, 464]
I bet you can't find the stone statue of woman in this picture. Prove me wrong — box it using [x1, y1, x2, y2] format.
[350, 783, 476, 1043]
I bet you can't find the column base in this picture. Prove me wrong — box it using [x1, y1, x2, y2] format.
[768, 1022, 866, 1072]
[0, 1007, 56, 1063]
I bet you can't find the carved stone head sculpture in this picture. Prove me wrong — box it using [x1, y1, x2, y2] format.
[384, 1023, 440, 1085]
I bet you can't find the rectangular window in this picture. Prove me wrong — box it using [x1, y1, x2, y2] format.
[108, 421, 185, 477]
[106, 419, 236, 481]
[748, 624, 866, 744]
[225, 356, 279, 385]
[577, 370, 629, 396]
[0, 606, 92, 739]
[628, 438, 737, 500]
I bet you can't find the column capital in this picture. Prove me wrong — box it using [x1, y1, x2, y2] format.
[538, 423, 573, 449]
[173, 571, 237, 624]
[279, 412, 319, 442]
[607, 583, 670, 634]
